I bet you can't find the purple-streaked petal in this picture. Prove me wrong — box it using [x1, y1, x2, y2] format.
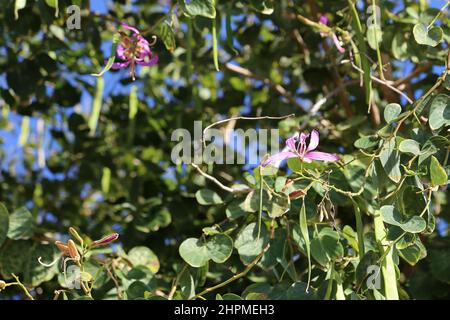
[286, 132, 299, 152]
[332, 33, 345, 53]
[262, 151, 297, 167]
[304, 151, 340, 162]
[111, 60, 131, 69]
[121, 23, 140, 35]
[116, 44, 126, 60]
[137, 53, 158, 66]
[307, 129, 319, 151]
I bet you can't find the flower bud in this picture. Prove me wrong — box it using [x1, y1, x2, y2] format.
[67, 240, 80, 260]
[69, 227, 84, 245]
[92, 233, 119, 247]
[55, 241, 70, 256]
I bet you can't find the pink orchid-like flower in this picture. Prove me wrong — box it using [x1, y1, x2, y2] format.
[318, 14, 345, 54]
[263, 130, 340, 167]
[111, 23, 158, 80]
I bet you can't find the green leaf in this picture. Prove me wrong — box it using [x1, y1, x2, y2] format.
[0, 203, 9, 247]
[249, 0, 274, 15]
[206, 234, 233, 263]
[225, 199, 247, 220]
[128, 247, 160, 273]
[195, 189, 223, 205]
[179, 269, 195, 299]
[178, 0, 216, 18]
[380, 205, 426, 233]
[413, 23, 443, 47]
[430, 156, 448, 186]
[310, 227, 343, 266]
[398, 139, 421, 155]
[354, 135, 379, 149]
[384, 103, 402, 123]
[234, 222, 268, 265]
[155, 21, 176, 52]
[398, 238, 427, 266]
[7, 207, 34, 240]
[179, 238, 209, 268]
[428, 94, 450, 131]
[379, 139, 402, 183]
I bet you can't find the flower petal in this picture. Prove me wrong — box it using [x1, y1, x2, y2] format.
[262, 151, 297, 167]
[307, 129, 319, 151]
[111, 61, 131, 69]
[116, 44, 126, 60]
[319, 15, 328, 26]
[137, 53, 159, 66]
[286, 132, 299, 152]
[304, 151, 340, 162]
[121, 23, 140, 35]
[332, 33, 345, 53]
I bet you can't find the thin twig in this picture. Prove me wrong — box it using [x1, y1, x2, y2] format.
[191, 163, 250, 194]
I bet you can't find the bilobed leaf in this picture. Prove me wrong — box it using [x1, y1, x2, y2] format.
[0, 203, 9, 247]
[399, 139, 421, 155]
[206, 234, 233, 263]
[7, 207, 34, 240]
[413, 23, 443, 47]
[430, 156, 448, 186]
[398, 238, 427, 266]
[379, 139, 402, 183]
[384, 103, 402, 124]
[310, 227, 343, 266]
[178, 0, 216, 18]
[155, 21, 176, 52]
[354, 135, 379, 149]
[234, 223, 268, 265]
[380, 205, 426, 233]
[179, 238, 209, 268]
[428, 94, 450, 131]
[128, 247, 160, 273]
[195, 189, 223, 205]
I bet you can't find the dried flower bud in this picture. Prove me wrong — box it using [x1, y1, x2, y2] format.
[92, 233, 119, 247]
[67, 240, 80, 260]
[55, 241, 70, 256]
[0, 280, 6, 290]
[289, 189, 306, 200]
[69, 227, 84, 245]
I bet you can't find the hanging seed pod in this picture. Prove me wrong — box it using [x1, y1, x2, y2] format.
[67, 240, 80, 260]
[92, 233, 119, 247]
[55, 241, 70, 256]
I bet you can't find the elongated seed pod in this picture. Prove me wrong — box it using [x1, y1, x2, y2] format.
[67, 240, 80, 260]
[55, 241, 70, 256]
[92, 233, 119, 247]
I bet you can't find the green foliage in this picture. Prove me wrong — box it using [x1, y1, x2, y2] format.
[1, 0, 450, 301]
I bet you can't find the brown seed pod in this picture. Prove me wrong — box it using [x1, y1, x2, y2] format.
[67, 240, 80, 260]
[55, 241, 70, 256]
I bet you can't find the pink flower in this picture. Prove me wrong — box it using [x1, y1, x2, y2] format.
[263, 130, 340, 166]
[111, 23, 158, 80]
[318, 14, 345, 54]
